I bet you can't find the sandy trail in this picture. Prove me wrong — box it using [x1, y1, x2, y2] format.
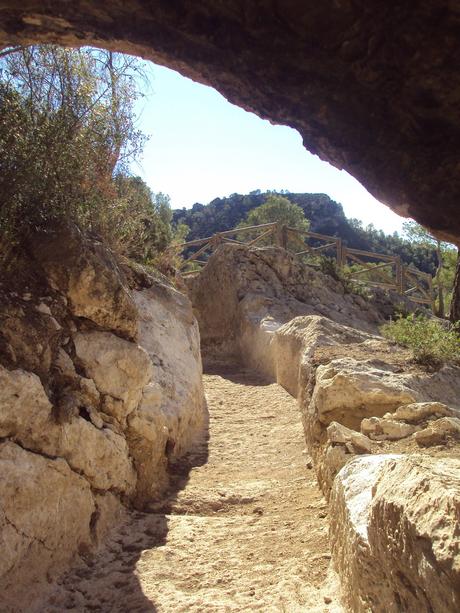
[40, 364, 340, 612]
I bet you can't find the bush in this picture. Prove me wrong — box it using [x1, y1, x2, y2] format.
[381, 314, 460, 366]
[319, 257, 371, 300]
[0, 46, 178, 266]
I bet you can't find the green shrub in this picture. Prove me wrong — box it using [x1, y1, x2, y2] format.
[319, 257, 371, 300]
[381, 314, 460, 366]
[0, 46, 178, 266]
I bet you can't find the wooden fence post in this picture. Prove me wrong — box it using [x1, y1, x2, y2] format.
[275, 222, 288, 249]
[212, 232, 223, 251]
[395, 256, 403, 293]
[336, 238, 343, 268]
[429, 275, 436, 313]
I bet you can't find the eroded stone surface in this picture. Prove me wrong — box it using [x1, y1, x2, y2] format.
[0, 232, 207, 609]
[188, 243, 390, 377]
[330, 454, 460, 612]
[0, 441, 95, 611]
[31, 225, 138, 339]
[74, 331, 153, 419]
[414, 416, 460, 447]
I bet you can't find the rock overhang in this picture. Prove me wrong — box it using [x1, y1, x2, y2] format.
[0, 2, 459, 244]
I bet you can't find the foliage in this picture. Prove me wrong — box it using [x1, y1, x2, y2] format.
[173, 191, 440, 275]
[108, 177, 174, 261]
[236, 194, 309, 248]
[238, 194, 309, 232]
[381, 314, 460, 367]
[0, 45, 174, 264]
[402, 220, 457, 317]
[438, 248, 458, 314]
[319, 258, 371, 299]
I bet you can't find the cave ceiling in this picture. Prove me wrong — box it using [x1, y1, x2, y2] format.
[1, 1, 459, 244]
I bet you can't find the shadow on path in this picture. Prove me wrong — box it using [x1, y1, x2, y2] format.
[41, 409, 210, 613]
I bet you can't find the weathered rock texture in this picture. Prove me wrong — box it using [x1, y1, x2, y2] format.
[0, 2, 459, 244]
[275, 315, 460, 610]
[187, 243, 402, 375]
[0, 226, 206, 610]
[188, 243, 460, 610]
[330, 454, 460, 612]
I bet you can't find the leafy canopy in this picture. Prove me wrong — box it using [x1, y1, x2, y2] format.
[0, 45, 180, 264]
[239, 194, 310, 232]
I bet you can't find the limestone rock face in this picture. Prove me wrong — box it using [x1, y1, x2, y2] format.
[74, 331, 153, 419]
[310, 359, 418, 430]
[0, 441, 95, 611]
[188, 243, 388, 375]
[31, 226, 138, 340]
[330, 455, 460, 612]
[129, 283, 206, 506]
[272, 311, 460, 609]
[0, 231, 206, 608]
[273, 315, 374, 398]
[0, 3, 459, 244]
[297, 336, 460, 491]
[0, 365, 136, 494]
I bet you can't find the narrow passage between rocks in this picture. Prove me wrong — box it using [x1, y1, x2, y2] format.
[41, 364, 337, 612]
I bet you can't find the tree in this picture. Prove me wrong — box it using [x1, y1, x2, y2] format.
[449, 252, 460, 323]
[0, 45, 163, 261]
[240, 194, 309, 231]
[237, 194, 310, 249]
[402, 220, 456, 318]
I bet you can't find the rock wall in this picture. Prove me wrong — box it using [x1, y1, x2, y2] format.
[187, 243, 416, 374]
[187, 244, 460, 611]
[330, 454, 460, 612]
[275, 313, 460, 611]
[274, 321, 460, 611]
[0, 225, 206, 610]
[1, 2, 460, 244]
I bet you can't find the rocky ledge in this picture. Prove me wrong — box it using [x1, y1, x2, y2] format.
[0, 226, 207, 610]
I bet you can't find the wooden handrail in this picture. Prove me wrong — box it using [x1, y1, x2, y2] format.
[344, 247, 397, 262]
[177, 221, 434, 308]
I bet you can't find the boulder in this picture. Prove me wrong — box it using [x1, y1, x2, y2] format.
[0, 441, 95, 611]
[392, 401, 455, 423]
[361, 416, 419, 441]
[315, 422, 374, 494]
[414, 417, 460, 447]
[361, 401, 459, 441]
[31, 225, 138, 339]
[330, 454, 460, 612]
[369, 456, 460, 612]
[73, 331, 153, 420]
[310, 359, 418, 430]
[327, 421, 372, 453]
[0, 295, 63, 378]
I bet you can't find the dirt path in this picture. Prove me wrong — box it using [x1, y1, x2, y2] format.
[40, 365, 341, 612]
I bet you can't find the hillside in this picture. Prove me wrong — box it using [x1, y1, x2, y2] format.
[173, 191, 438, 275]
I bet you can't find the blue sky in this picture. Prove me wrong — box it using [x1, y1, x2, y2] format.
[134, 64, 406, 234]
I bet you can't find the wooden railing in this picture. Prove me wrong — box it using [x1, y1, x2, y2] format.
[174, 222, 434, 308]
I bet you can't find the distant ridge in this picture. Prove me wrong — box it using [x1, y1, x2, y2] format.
[173, 191, 437, 275]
